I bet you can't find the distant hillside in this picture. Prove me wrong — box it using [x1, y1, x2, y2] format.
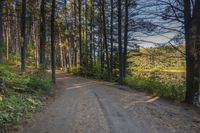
[128, 45, 185, 73]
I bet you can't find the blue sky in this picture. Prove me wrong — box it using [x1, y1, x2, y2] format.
[133, 0, 184, 47]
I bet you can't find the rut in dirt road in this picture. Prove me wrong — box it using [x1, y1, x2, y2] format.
[18, 74, 200, 133]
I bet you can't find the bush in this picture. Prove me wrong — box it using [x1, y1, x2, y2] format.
[0, 65, 52, 125]
[0, 94, 42, 124]
[76, 62, 106, 80]
[27, 74, 52, 93]
[125, 75, 185, 101]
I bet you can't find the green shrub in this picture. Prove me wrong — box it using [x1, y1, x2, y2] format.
[0, 94, 42, 124]
[76, 62, 106, 80]
[125, 75, 185, 101]
[27, 74, 52, 93]
[0, 65, 52, 125]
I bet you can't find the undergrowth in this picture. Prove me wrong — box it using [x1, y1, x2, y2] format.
[0, 65, 52, 125]
[125, 75, 185, 101]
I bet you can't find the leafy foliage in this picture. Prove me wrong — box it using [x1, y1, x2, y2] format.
[125, 75, 185, 101]
[128, 46, 185, 72]
[0, 95, 42, 124]
[126, 46, 186, 100]
[0, 65, 52, 125]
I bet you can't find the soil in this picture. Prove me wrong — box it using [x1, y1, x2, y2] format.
[14, 73, 200, 133]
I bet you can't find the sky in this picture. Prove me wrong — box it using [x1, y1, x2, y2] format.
[133, 0, 184, 48]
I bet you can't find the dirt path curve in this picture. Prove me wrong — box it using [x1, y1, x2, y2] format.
[17, 73, 200, 133]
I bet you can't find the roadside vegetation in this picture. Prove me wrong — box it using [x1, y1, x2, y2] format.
[125, 75, 185, 101]
[68, 46, 186, 102]
[124, 46, 185, 101]
[0, 65, 52, 125]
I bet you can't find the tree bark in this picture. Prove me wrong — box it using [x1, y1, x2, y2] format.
[184, 0, 200, 103]
[0, 0, 4, 63]
[78, 0, 82, 68]
[102, 0, 111, 81]
[110, 0, 114, 80]
[118, 0, 123, 84]
[40, 0, 46, 70]
[123, 0, 129, 78]
[90, 0, 93, 67]
[51, 0, 56, 83]
[21, 0, 27, 71]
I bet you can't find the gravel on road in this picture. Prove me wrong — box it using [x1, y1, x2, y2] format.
[17, 74, 200, 133]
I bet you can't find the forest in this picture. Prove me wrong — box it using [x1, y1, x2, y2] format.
[0, 0, 200, 132]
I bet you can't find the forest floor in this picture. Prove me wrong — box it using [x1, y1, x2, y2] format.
[15, 73, 200, 133]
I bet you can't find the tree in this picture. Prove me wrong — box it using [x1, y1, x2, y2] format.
[89, 0, 94, 67]
[78, 0, 82, 68]
[40, 0, 46, 70]
[102, 0, 111, 81]
[118, 0, 123, 84]
[110, 0, 114, 80]
[0, 0, 4, 63]
[51, 0, 56, 83]
[123, 0, 129, 78]
[21, 0, 27, 71]
[184, 0, 200, 103]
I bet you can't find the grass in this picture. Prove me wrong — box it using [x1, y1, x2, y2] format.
[0, 65, 52, 125]
[125, 75, 185, 101]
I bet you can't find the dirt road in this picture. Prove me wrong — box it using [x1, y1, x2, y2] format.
[18, 74, 200, 133]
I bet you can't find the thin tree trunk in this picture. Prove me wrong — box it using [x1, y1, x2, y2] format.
[78, 0, 82, 68]
[118, 0, 123, 84]
[6, 27, 9, 61]
[0, 0, 4, 63]
[85, 0, 88, 65]
[99, 0, 104, 74]
[90, 0, 93, 67]
[51, 0, 56, 83]
[5, 3, 9, 61]
[110, 0, 113, 79]
[102, 0, 111, 81]
[40, 0, 46, 70]
[123, 0, 128, 78]
[21, 0, 27, 71]
[59, 37, 64, 69]
[74, 0, 78, 67]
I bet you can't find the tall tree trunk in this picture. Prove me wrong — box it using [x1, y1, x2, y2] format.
[51, 0, 56, 83]
[192, 1, 200, 103]
[21, 0, 27, 71]
[0, 0, 4, 63]
[118, 0, 123, 84]
[74, 0, 78, 67]
[78, 0, 82, 68]
[90, 0, 93, 67]
[123, 0, 128, 78]
[85, 0, 88, 65]
[110, 0, 113, 79]
[194, 1, 200, 104]
[5, 2, 9, 61]
[102, 0, 111, 81]
[40, 0, 46, 70]
[99, 0, 104, 74]
[184, 0, 200, 103]
[184, 0, 194, 103]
